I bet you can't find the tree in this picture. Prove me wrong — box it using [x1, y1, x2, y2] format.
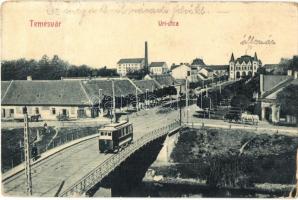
[231, 95, 251, 111]
[277, 84, 298, 124]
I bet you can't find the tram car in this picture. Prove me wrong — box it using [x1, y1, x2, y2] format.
[98, 121, 133, 153]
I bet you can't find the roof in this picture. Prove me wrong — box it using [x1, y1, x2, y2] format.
[263, 75, 290, 93]
[191, 58, 205, 66]
[1, 81, 11, 100]
[200, 67, 213, 72]
[150, 74, 178, 87]
[117, 58, 144, 64]
[133, 80, 161, 93]
[81, 79, 142, 103]
[261, 75, 294, 99]
[205, 65, 229, 71]
[149, 62, 166, 68]
[1, 80, 91, 106]
[263, 64, 280, 69]
[1, 79, 144, 106]
[198, 73, 208, 79]
[235, 55, 255, 64]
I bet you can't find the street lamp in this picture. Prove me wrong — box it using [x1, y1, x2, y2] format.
[145, 89, 149, 110]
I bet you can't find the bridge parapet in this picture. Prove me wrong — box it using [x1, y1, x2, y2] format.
[60, 120, 181, 197]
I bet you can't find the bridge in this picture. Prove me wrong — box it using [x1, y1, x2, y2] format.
[2, 107, 185, 197]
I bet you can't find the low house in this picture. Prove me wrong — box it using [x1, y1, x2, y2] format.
[171, 64, 198, 83]
[258, 69, 298, 125]
[149, 62, 168, 75]
[117, 58, 145, 77]
[205, 65, 229, 77]
[1, 80, 93, 120]
[198, 67, 214, 79]
[1, 78, 142, 121]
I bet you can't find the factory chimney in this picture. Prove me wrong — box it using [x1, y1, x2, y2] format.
[145, 41, 148, 74]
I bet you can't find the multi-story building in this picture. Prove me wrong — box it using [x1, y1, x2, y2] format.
[117, 58, 145, 77]
[229, 52, 262, 80]
[149, 62, 168, 75]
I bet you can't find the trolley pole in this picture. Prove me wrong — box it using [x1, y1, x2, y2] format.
[24, 107, 32, 195]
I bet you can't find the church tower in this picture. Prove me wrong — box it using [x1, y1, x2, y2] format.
[229, 53, 235, 80]
[252, 52, 259, 75]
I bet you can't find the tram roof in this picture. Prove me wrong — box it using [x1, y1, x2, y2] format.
[99, 121, 132, 131]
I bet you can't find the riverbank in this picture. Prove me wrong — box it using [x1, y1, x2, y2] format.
[143, 127, 298, 197]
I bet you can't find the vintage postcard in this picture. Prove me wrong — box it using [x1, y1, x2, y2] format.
[1, 0, 298, 198]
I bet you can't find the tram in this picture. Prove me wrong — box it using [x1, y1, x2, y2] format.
[98, 120, 133, 153]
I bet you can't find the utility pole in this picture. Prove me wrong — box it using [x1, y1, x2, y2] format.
[112, 80, 116, 123]
[135, 88, 139, 111]
[186, 78, 189, 124]
[23, 107, 32, 195]
[179, 84, 182, 126]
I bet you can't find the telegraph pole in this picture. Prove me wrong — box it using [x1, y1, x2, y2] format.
[112, 80, 116, 123]
[186, 78, 189, 124]
[23, 106, 32, 195]
[135, 87, 139, 111]
[179, 84, 182, 126]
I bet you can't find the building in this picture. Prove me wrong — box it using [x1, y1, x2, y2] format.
[229, 52, 262, 80]
[205, 65, 229, 77]
[116, 58, 145, 77]
[149, 62, 168, 75]
[258, 69, 298, 125]
[171, 64, 198, 82]
[198, 67, 214, 79]
[191, 58, 206, 71]
[1, 78, 143, 121]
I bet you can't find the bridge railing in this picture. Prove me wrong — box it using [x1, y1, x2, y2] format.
[59, 120, 181, 197]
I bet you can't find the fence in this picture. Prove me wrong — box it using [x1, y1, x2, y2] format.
[59, 120, 181, 197]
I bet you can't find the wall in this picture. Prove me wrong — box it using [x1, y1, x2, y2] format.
[1, 105, 92, 120]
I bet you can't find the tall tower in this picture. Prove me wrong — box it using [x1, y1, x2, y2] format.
[229, 53, 235, 80]
[145, 41, 148, 74]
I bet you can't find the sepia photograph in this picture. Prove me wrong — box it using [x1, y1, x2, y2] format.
[1, 0, 298, 198]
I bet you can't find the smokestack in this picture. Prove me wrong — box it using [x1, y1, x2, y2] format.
[145, 41, 148, 74]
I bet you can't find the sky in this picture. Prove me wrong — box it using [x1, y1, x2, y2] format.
[1, 1, 298, 68]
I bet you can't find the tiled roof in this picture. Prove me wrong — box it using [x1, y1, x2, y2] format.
[150, 74, 178, 87]
[235, 55, 254, 64]
[205, 65, 229, 71]
[191, 58, 205, 66]
[117, 58, 144, 64]
[1, 79, 143, 106]
[81, 79, 142, 102]
[133, 80, 161, 92]
[263, 75, 289, 93]
[1, 81, 12, 100]
[149, 62, 166, 68]
[1, 80, 91, 106]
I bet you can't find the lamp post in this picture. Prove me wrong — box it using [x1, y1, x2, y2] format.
[121, 95, 124, 111]
[23, 106, 32, 195]
[146, 89, 149, 110]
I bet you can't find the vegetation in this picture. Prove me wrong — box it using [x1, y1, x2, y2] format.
[277, 84, 298, 124]
[1, 55, 119, 80]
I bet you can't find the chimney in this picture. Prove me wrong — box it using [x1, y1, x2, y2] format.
[260, 74, 264, 95]
[145, 41, 148, 73]
[27, 76, 32, 81]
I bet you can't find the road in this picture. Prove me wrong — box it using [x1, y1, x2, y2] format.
[2, 106, 183, 197]
[2, 103, 297, 196]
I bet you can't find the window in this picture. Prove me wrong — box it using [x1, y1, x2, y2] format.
[35, 107, 39, 114]
[108, 132, 111, 136]
[22, 107, 27, 114]
[101, 132, 104, 136]
[105, 132, 107, 136]
[52, 108, 56, 115]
